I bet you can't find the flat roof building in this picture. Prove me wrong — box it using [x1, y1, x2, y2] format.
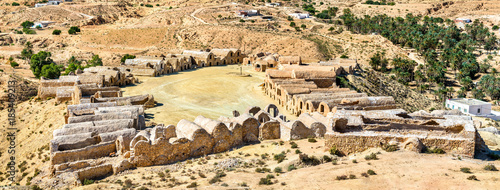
[445, 98, 500, 120]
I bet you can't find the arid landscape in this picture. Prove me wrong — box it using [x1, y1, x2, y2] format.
[0, 0, 500, 189]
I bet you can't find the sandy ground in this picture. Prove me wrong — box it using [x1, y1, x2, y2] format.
[122, 65, 295, 125]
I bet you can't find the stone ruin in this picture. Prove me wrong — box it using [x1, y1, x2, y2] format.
[243, 52, 302, 72]
[48, 101, 336, 186]
[324, 109, 481, 158]
[264, 63, 397, 116]
[39, 48, 246, 102]
[47, 100, 482, 186]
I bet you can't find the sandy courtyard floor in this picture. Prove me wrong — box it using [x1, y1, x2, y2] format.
[122, 65, 293, 125]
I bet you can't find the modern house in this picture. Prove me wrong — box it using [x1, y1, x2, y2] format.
[265, 3, 281, 7]
[289, 13, 310, 19]
[445, 98, 500, 120]
[454, 18, 472, 23]
[35, 3, 47, 7]
[236, 10, 260, 17]
[32, 21, 56, 28]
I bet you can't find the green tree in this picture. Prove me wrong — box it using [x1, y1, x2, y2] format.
[30, 51, 54, 78]
[21, 42, 33, 63]
[460, 76, 473, 90]
[10, 61, 19, 68]
[40, 63, 61, 79]
[88, 55, 103, 67]
[52, 29, 62, 35]
[457, 87, 467, 98]
[472, 89, 485, 100]
[121, 54, 136, 63]
[21, 21, 34, 29]
[327, 7, 339, 17]
[68, 26, 81, 35]
[369, 51, 388, 72]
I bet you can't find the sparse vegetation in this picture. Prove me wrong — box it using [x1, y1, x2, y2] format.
[460, 167, 471, 173]
[274, 151, 286, 163]
[426, 147, 445, 154]
[484, 164, 497, 171]
[364, 153, 378, 160]
[367, 169, 376, 175]
[259, 174, 274, 185]
[299, 153, 321, 166]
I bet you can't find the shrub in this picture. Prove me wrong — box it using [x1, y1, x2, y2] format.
[82, 179, 94, 185]
[259, 174, 274, 185]
[290, 22, 296, 27]
[352, 159, 357, 163]
[332, 160, 337, 165]
[287, 16, 293, 21]
[145, 4, 153, 7]
[158, 172, 165, 177]
[290, 142, 298, 148]
[484, 164, 497, 171]
[361, 173, 369, 177]
[68, 26, 81, 35]
[340, 54, 349, 58]
[382, 144, 398, 152]
[329, 146, 341, 156]
[295, 149, 302, 154]
[467, 175, 478, 180]
[239, 19, 245, 22]
[493, 25, 499, 30]
[426, 148, 445, 154]
[274, 167, 282, 173]
[52, 30, 61, 35]
[187, 182, 197, 188]
[322, 155, 332, 162]
[22, 28, 36, 34]
[10, 61, 19, 68]
[299, 154, 321, 166]
[308, 138, 317, 143]
[349, 174, 356, 179]
[121, 54, 136, 63]
[364, 153, 378, 160]
[367, 169, 376, 175]
[287, 165, 297, 171]
[336, 175, 347, 180]
[460, 167, 471, 173]
[274, 152, 286, 163]
[12, 2, 20, 6]
[209, 171, 226, 184]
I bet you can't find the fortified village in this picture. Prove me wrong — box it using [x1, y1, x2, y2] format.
[37, 48, 484, 187]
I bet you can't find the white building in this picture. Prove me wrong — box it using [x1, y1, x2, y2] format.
[446, 98, 500, 120]
[32, 21, 56, 28]
[455, 18, 472, 23]
[35, 3, 47, 7]
[265, 3, 281, 7]
[289, 13, 310, 19]
[48, 0, 62, 5]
